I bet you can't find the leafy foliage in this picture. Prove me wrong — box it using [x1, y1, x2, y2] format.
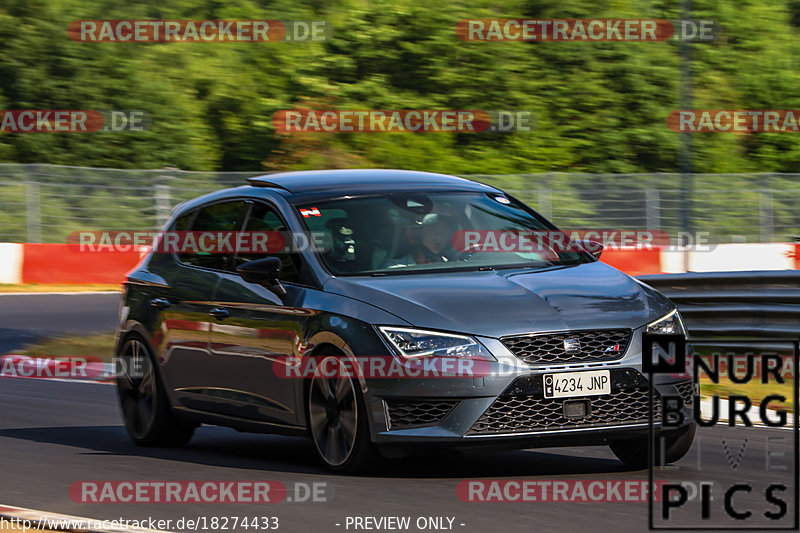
[1, 0, 799, 174]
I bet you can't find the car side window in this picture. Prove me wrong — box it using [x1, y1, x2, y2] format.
[172, 211, 194, 231]
[235, 202, 301, 284]
[178, 200, 247, 271]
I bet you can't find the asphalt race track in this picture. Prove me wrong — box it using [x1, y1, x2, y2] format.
[0, 294, 797, 532]
[0, 293, 119, 353]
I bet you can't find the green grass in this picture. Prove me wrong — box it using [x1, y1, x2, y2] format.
[700, 380, 795, 412]
[15, 333, 116, 362]
[694, 344, 795, 411]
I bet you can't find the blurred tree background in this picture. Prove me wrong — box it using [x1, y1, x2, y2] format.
[1, 0, 799, 174]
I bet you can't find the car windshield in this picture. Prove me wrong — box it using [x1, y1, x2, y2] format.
[297, 192, 588, 276]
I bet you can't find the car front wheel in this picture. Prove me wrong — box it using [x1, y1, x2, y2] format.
[307, 353, 380, 473]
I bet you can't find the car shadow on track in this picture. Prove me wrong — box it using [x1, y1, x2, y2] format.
[0, 424, 636, 478]
[0, 328, 42, 354]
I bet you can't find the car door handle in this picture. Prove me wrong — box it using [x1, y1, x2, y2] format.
[151, 298, 171, 309]
[209, 308, 230, 320]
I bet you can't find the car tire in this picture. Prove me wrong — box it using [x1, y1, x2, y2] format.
[306, 352, 381, 474]
[116, 335, 195, 447]
[609, 422, 696, 469]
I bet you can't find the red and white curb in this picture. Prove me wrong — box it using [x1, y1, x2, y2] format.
[0, 504, 170, 532]
[0, 243, 23, 284]
[0, 355, 115, 384]
[0, 291, 120, 296]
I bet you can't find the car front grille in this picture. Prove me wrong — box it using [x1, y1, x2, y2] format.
[674, 380, 697, 408]
[468, 387, 659, 435]
[501, 329, 632, 366]
[385, 399, 460, 429]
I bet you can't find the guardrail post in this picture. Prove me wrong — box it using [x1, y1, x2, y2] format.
[538, 188, 552, 220]
[155, 183, 171, 230]
[759, 189, 774, 243]
[645, 188, 660, 231]
[25, 181, 41, 244]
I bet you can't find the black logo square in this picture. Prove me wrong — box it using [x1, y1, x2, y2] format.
[642, 333, 686, 374]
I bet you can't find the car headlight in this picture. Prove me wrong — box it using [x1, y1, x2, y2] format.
[378, 327, 495, 362]
[646, 309, 686, 336]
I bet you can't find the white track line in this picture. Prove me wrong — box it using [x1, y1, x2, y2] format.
[0, 291, 119, 296]
[0, 504, 171, 532]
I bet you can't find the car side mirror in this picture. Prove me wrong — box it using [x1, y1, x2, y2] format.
[580, 240, 604, 259]
[236, 257, 287, 297]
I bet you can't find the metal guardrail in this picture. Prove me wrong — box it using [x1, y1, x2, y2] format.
[638, 270, 800, 339]
[2, 164, 800, 244]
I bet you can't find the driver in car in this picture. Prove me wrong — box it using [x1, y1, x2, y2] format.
[382, 211, 459, 268]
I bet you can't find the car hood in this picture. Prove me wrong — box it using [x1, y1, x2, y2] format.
[324, 261, 673, 338]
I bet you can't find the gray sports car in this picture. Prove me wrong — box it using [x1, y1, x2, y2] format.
[115, 169, 696, 472]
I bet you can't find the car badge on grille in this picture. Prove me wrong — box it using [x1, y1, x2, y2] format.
[563, 338, 581, 353]
[605, 344, 621, 352]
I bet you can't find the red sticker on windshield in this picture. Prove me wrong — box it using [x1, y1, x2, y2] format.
[300, 207, 321, 218]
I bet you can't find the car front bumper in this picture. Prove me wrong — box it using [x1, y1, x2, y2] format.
[364, 327, 696, 451]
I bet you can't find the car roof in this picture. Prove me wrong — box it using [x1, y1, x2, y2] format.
[247, 169, 499, 202]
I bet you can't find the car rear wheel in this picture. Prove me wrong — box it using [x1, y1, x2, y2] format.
[307, 353, 380, 473]
[116, 336, 195, 447]
[609, 422, 696, 469]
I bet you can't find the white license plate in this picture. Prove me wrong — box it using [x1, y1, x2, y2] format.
[543, 370, 611, 399]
